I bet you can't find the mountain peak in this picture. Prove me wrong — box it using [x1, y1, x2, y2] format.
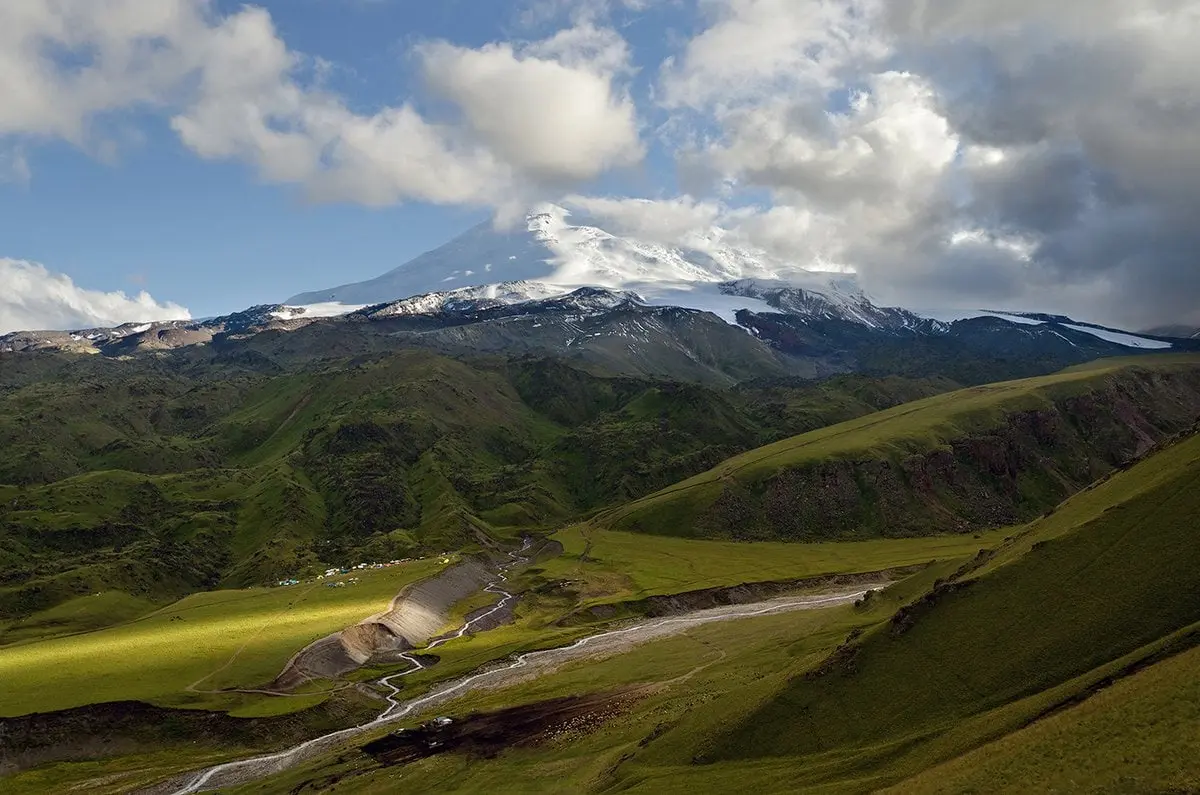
[285, 206, 854, 312]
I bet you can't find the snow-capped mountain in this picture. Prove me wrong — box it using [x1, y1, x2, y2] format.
[3, 204, 1190, 386]
[363, 281, 569, 318]
[286, 203, 1180, 353]
[286, 203, 871, 326]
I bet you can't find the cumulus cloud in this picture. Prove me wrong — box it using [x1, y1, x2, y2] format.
[702, 71, 958, 215]
[640, 0, 1200, 327]
[419, 27, 642, 185]
[4, 0, 1198, 327]
[0, 259, 190, 334]
[0, 1, 643, 209]
[519, 0, 657, 29]
[660, 0, 889, 110]
[0, 147, 30, 184]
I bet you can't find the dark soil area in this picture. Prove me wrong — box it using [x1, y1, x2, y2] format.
[362, 691, 640, 765]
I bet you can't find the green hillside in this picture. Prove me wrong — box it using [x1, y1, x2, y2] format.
[891, 640, 1200, 793]
[149, 418, 1200, 795]
[544, 524, 1011, 607]
[7, 362, 1200, 792]
[598, 354, 1200, 540]
[707, 419, 1200, 789]
[0, 349, 952, 625]
[5, 351, 1200, 635]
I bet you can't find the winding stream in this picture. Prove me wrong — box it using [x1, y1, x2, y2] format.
[167, 544, 877, 794]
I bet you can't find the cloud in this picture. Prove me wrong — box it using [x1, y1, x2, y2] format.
[872, 0, 1200, 326]
[0, 259, 190, 334]
[419, 26, 642, 185]
[3, 0, 1198, 327]
[0, 2, 643, 209]
[518, 0, 657, 28]
[563, 195, 723, 243]
[660, 0, 889, 110]
[701, 71, 958, 213]
[636, 0, 1200, 327]
[0, 147, 30, 184]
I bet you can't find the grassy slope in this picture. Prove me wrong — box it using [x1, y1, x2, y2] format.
[0, 469, 246, 624]
[0, 533, 1002, 792]
[340, 531, 999, 703]
[890, 641, 1200, 794]
[158, 421, 1200, 795]
[17, 407, 1200, 791]
[0, 559, 443, 716]
[13, 470, 1200, 795]
[0, 591, 157, 645]
[545, 525, 1011, 605]
[0, 526, 994, 721]
[597, 355, 1200, 539]
[206, 600, 905, 795]
[706, 423, 1200, 788]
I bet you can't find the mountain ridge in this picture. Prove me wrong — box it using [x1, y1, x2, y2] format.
[1, 208, 1189, 388]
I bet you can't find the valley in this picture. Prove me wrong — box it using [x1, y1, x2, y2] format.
[146, 399, 1200, 792]
[6, 4, 1200, 792]
[3, 247, 1200, 794]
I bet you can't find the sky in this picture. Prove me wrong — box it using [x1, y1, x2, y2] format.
[1, 0, 1198, 333]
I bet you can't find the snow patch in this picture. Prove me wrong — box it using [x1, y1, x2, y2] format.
[634, 282, 775, 326]
[1060, 323, 1173, 350]
[270, 302, 364, 321]
[916, 309, 1042, 326]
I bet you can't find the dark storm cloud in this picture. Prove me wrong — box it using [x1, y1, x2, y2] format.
[874, 0, 1200, 326]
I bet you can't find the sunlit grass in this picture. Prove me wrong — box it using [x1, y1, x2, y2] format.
[547, 524, 1012, 604]
[0, 559, 443, 716]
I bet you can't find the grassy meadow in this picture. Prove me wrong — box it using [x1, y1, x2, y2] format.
[0, 525, 1013, 722]
[0, 558, 443, 716]
[165, 568, 948, 795]
[0, 590, 158, 645]
[4, 355, 1200, 793]
[701, 422, 1200, 789]
[545, 524, 1011, 605]
[343, 527, 1003, 705]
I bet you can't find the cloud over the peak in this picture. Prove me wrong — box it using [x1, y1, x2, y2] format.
[3, 0, 1198, 327]
[564, 195, 723, 244]
[641, 0, 1200, 327]
[419, 26, 642, 186]
[0, 259, 190, 334]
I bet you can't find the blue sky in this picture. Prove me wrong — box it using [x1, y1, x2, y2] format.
[0, 1, 690, 319]
[1, 0, 1197, 332]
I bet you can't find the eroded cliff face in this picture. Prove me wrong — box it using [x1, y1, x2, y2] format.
[692, 368, 1200, 541]
[268, 558, 497, 690]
